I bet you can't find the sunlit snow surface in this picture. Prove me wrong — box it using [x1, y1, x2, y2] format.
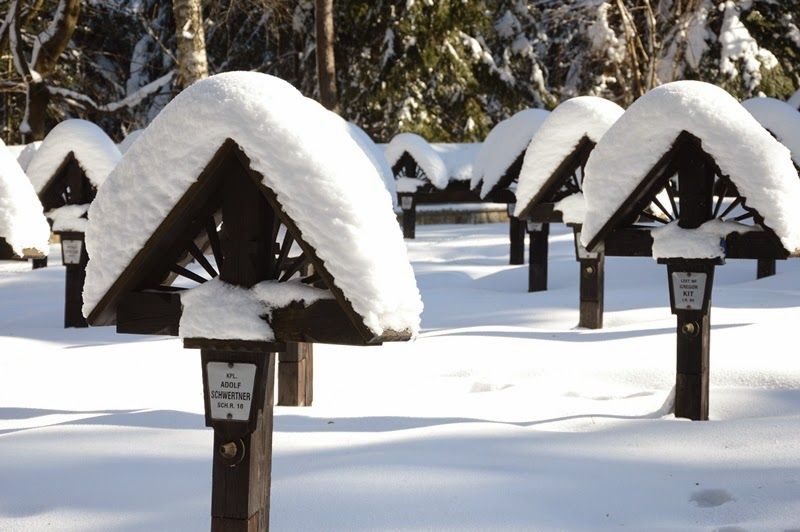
[2, 225, 800, 530]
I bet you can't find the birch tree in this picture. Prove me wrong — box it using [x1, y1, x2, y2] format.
[172, 0, 209, 89]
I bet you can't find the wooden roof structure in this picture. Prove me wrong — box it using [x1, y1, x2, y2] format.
[516, 136, 595, 222]
[38, 152, 97, 214]
[584, 131, 792, 260]
[88, 138, 412, 348]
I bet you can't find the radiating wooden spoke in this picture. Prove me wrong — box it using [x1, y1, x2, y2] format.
[170, 264, 207, 284]
[187, 241, 218, 278]
[732, 211, 754, 222]
[719, 197, 743, 219]
[638, 210, 669, 224]
[651, 196, 674, 221]
[279, 255, 310, 282]
[275, 230, 295, 273]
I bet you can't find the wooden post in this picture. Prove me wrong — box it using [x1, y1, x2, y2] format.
[667, 261, 714, 421]
[60, 232, 88, 328]
[574, 229, 604, 329]
[202, 349, 276, 532]
[32, 256, 48, 269]
[509, 214, 526, 265]
[278, 342, 313, 406]
[527, 222, 549, 292]
[756, 258, 775, 279]
[400, 194, 416, 239]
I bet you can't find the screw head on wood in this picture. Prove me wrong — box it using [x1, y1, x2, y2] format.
[584, 266, 595, 275]
[220, 441, 238, 459]
[681, 322, 698, 336]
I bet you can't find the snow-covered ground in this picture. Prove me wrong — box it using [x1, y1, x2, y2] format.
[2, 223, 800, 531]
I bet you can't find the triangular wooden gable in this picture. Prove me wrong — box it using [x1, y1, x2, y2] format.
[89, 138, 402, 346]
[516, 136, 595, 220]
[38, 152, 97, 212]
[584, 131, 788, 259]
[392, 151, 428, 186]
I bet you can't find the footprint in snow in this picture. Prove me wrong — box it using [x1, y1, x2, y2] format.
[469, 382, 513, 393]
[690, 488, 735, 508]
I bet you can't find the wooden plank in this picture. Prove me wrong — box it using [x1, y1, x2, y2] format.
[117, 289, 183, 336]
[401, 197, 416, 239]
[674, 311, 710, 421]
[508, 217, 526, 265]
[526, 203, 563, 224]
[60, 232, 89, 328]
[578, 255, 604, 329]
[528, 223, 549, 292]
[277, 342, 313, 406]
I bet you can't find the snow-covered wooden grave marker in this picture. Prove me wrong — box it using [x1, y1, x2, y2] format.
[472, 109, 550, 265]
[581, 81, 800, 421]
[386, 134, 483, 239]
[26, 119, 121, 327]
[83, 72, 422, 532]
[514, 97, 623, 328]
[0, 138, 50, 266]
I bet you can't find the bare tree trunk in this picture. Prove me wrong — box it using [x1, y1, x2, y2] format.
[172, 0, 209, 90]
[315, 0, 338, 112]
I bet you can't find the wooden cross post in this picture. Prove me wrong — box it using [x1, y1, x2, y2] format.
[198, 162, 281, 531]
[58, 231, 88, 328]
[509, 207, 526, 265]
[32, 256, 48, 269]
[201, 348, 276, 532]
[399, 194, 416, 239]
[756, 258, 776, 279]
[278, 342, 313, 406]
[527, 221, 549, 292]
[666, 136, 716, 421]
[574, 229, 604, 329]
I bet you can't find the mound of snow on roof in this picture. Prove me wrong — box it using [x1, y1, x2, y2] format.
[514, 97, 623, 217]
[431, 143, 480, 182]
[581, 81, 800, 253]
[472, 109, 550, 197]
[741, 97, 800, 167]
[8, 142, 41, 171]
[788, 88, 800, 109]
[26, 119, 121, 193]
[84, 71, 422, 337]
[117, 129, 143, 154]
[0, 139, 50, 256]
[346, 122, 397, 208]
[384, 133, 448, 189]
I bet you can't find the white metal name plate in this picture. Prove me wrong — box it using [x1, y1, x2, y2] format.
[207, 362, 257, 421]
[62, 240, 83, 265]
[401, 196, 413, 210]
[672, 272, 707, 310]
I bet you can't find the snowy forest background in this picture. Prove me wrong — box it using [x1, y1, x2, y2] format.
[1, 0, 799, 145]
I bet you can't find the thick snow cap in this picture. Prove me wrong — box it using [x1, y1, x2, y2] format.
[13, 141, 41, 171]
[0, 139, 50, 256]
[431, 143, 480, 182]
[346, 122, 397, 208]
[472, 108, 550, 197]
[26, 119, 121, 193]
[83, 71, 422, 337]
[741, 97, 800, 167]
[581, 81, 800, 254]
[384, 133, 448, 189]
[117, 129, 144, 154]
[514, 97, 624, 217]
